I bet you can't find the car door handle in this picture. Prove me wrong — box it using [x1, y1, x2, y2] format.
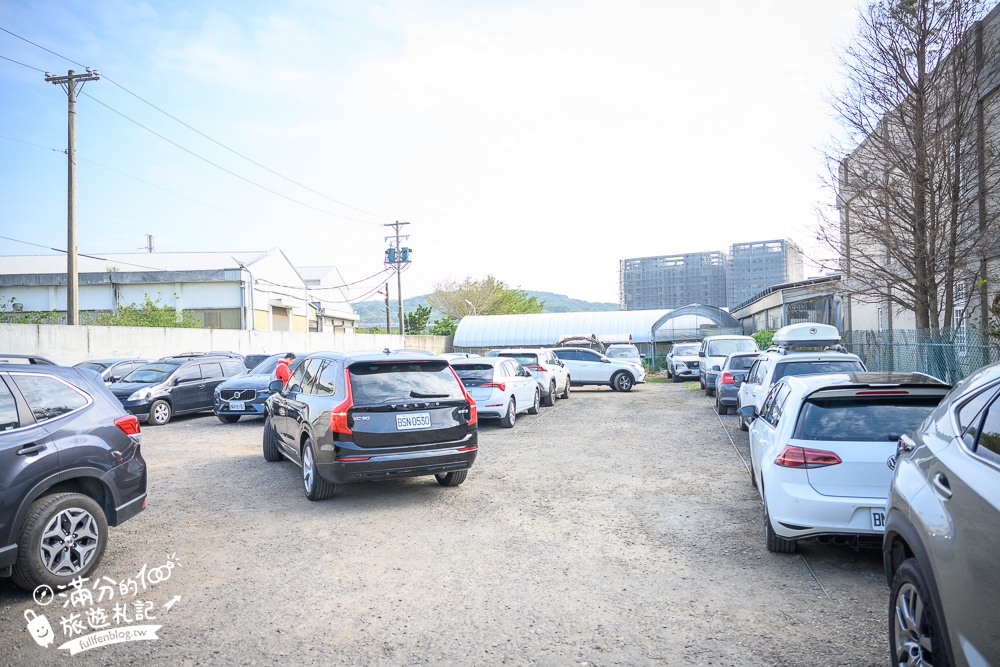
[931, 473, 952, 499]
[17, 443, 46, 456]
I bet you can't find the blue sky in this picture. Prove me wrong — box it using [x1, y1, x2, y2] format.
[0, 0, 861, 304]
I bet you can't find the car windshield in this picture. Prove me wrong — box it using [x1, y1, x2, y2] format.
[451, 363, 496, 387]
[606, 348, 639, 359]
[727, 355, 757, 371]
[706, 339, 756, 356]
[672, 344, 699, 356]
[772, 360, 866, 383]
[250, 355, 304, 376]
[349, 361, 465, 403]
[122, 363, 181, 383]
[793, 397, 942, 442]
[75, 362, 109, 372]
[496, 353, 538, 366]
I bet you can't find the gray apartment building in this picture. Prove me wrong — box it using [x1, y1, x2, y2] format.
[727, 239, 804, 308]
[619, 251, 729, 310]
[619, 239, 804, 311]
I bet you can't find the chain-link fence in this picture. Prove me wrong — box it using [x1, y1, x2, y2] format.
[843, 329, 1000, 384]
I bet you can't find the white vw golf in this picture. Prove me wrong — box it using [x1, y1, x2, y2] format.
[739, 372, 949, 553]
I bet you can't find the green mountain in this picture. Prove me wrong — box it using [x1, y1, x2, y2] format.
[354, 291, 618, 326]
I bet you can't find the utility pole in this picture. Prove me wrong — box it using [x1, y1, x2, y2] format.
[145, 234, 154, 253]
[45, 68, 100, 326]
[383, 283, 391, 333]
[383, 221, 411, 339]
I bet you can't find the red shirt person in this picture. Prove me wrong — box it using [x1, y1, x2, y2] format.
[275, 353, 296, 387]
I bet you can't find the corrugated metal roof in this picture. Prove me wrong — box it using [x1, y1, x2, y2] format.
[453, 310, 671, 347]
[0, 251, 269, 275]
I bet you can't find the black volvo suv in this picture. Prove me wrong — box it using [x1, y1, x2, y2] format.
[263, 350, 479, 500]
[0, 364, 147, 591]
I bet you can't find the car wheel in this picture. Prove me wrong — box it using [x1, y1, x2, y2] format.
[302, 438, 335, 501]
[542, 381, 556, 407]
[613, 372, 634, 392]
[764, 499, 796, 554]
[528, 388, 541, 414]
[147, 399, 171, 426]
[700, 376, 706, 390]
[560, 378, 571, 399]
[500, 399, 516, 428]
[715, 395, 729, 415]
[11, 493, 108, 591]
[435, 470, 468, 487]
[890, 558, 946, 667]
[739, 414, 749, 432]
[705, 382, 715, 397]
[672, 370, 682, 383]
[262, 416, 283, 462]
[218, 414, 240, 424]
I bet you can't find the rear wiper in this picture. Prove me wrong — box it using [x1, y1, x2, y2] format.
[410, 391, 450, 398]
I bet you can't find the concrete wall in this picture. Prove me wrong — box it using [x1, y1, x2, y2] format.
[0, 324, 453, 365]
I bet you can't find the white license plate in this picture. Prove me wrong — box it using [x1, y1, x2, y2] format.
[228, 401, 245, 411]
[396, 412, 431, 431]
[870, 509, 886, 532]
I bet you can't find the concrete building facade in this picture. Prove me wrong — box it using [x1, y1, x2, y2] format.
[727, 239, 804, 308]
[619, 252, 729, 310]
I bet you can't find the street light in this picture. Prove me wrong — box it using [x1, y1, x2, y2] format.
[464, 299, 477, 316]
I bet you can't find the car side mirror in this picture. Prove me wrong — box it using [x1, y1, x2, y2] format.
[698, 351, 705, 357]
[601, 358, 610, 363]
[737, 405, 757, 420]
[268, 380, 283, 393]
[712, 365, 721, 371]
[640, 354, 646, 359]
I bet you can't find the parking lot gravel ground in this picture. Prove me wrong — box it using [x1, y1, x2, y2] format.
[0, 381, 888, 666]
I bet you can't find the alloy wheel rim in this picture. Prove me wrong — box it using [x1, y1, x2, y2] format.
[303, 446, 315, 492]
[39, 508, 100, 576]
[154, 404, 168, 422]
[893, 582, 934, 666]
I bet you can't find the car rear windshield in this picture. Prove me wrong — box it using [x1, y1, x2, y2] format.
[727, 356, 757, 371]
[74, 362, 109, 372]
[772, 360, 866, 383]
[793, 397, 942, 442]
[706, 339, 756, 356]
[496, 353, 538, 366]
[250, 356, 304, 376]
[451, 363, 496, 387]
[122, 363, 182, 383]
[349, 361, 465, 403]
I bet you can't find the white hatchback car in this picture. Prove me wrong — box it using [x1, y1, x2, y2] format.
[552, 347, 646, 392]
[737, 323, 866, 431]
[493, 348, 570, 406]
[450, 357, 540, 427]
[740, 372, 949, 553]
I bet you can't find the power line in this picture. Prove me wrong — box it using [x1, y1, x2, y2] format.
[0, 53, 44, 71]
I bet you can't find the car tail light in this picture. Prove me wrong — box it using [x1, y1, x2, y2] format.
[482, 382, 506, 391]
[330, 369, 354, 435]
[855, 390, 909, 396]
[457, 445, 478, 452]
[526, 365, 545, 372]
[720, 371, 735, 385]
[337, 456, 370, 462]
[774, 445, 842, 469]
[114, 415, 141, 436]
[448, 366, 478, 426]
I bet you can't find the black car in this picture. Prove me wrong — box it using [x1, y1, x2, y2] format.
[110, 355, 246, 425]
[884, 361, 1000, 666]
[263, 350, 479, 500]
[214, 353, 306, 423]
[0, 364, 147, 590]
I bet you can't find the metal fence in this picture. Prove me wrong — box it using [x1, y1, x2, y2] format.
[843, 329, 1000, 384]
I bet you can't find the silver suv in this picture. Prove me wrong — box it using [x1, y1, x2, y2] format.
[884, 360, 1000, 666]
[494, 348, 571, 406]
[737, 323, 866, 431]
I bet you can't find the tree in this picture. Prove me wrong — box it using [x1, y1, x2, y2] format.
[425, 276, 545, 319]
[428, 316, 457, 336]
[821, 0, 1000, 330]
[404, 304, 433, 334]
[93, 294, 200, 328]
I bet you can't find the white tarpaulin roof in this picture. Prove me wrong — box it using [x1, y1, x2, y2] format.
[453, 310, 670, 347]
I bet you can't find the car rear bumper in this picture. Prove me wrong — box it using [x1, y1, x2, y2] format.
[318, 435, 478, 484]
[716, 388, 740, 406]
[768, 479, 887, 540]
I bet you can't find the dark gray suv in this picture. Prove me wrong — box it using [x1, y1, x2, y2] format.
[0, 364, 147, 591]
[263, 350, 479, 500]
[884, 361, 1000, 667]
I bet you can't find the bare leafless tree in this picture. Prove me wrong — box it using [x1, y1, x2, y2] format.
[820, 0, 1000, 329]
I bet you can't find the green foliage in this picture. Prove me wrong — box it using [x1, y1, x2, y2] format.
[428, 316, 457, 336]
[94, 295, 200, 328]
[404, 304, 433, 334]
[357, 325, 388, 334]
[426, 275, 546, 319]
[752, 330, 775, 350]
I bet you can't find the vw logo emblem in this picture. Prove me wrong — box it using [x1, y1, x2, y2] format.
[887, 455, 897, 471]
